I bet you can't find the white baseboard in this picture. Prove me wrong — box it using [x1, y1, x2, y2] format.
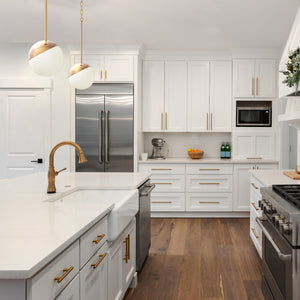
[151, 211, 250, 218]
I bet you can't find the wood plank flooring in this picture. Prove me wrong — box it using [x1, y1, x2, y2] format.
[124, 218, 264, 300]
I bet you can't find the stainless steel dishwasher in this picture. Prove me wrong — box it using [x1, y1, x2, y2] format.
[136, 180, 155, 272]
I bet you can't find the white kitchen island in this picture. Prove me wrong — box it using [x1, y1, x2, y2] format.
[0, 172, 150, 300]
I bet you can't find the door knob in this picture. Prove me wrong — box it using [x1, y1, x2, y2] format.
[31, 158, 43, 164]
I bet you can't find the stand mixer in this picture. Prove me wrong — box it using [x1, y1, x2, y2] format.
[150, 138, 166, 159]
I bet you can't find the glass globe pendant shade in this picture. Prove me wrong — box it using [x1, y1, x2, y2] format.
[68, 63, 94, 90]
[28, 40, 63, 76]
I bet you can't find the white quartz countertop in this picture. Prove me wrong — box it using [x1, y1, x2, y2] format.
[139, 157, 279, 164]
[0, 172, 150, 279]
[250, 169, 300, 187]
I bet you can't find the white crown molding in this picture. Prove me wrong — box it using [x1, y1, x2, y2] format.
[0, 78, 52, 89]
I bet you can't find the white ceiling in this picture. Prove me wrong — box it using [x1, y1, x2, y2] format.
[1, 0, 300, 50]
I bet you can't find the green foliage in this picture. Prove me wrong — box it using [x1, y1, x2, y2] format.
[280, 47, 300, 92]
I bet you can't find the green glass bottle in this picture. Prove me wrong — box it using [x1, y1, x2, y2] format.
[225, 143, 231, 158]
[220, 143, 226, 158]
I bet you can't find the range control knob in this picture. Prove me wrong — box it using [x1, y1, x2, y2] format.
[279, 222, 292, 235]
[277, 219, 285, 229]
[264, 205, 273, 214]
[259, 200, 265, 210]
[272, 214, 281, 224]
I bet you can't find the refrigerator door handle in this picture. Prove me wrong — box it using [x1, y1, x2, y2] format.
[98, 110, 103, 164]
[105, 110, 110, 163]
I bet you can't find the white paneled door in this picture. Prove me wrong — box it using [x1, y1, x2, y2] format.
[0, 89, 50, 179]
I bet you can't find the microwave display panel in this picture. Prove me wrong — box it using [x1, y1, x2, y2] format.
[236, 107, 272, 127]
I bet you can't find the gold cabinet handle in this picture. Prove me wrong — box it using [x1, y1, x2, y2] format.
[251, 202, 259, 211]
[127, 234, 130, 260]
[251, 183, 259, 190]
[210, 113, 213, 131]
[247, 157, 262, 160]
[100, 70, 103, 79]
[161, 113, 163, 130]
[251, 228, 259, 239]
[256, 78, 258, 96]
[199, 168, 220, 171]
[105, 70, 107, 79]
[206, 113, 208, 131]
[123, 237, 128, 263]
[152, 182, 172, 185]
[91, 252, 107, 269]
[152, 201, 172, 204]
[252, 78, 254, 96]
[199, 182, 220, 185]
[92, 234, 105, 244]
[165, 113, 167, 130]
[54, 266, 74, 284]
[199, 201, 220, 204]
[151, 168, 172, 171]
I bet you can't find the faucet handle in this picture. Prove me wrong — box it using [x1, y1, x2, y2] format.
[55, 168, 67, 176]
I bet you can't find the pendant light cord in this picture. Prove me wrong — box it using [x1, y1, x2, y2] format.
[45, 0, 48, 43]
[80, 0, 83, 65]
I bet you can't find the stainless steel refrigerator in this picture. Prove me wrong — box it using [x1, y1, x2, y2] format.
[75, 83, 134, 172]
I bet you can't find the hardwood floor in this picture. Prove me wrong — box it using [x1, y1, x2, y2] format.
[125, 218, 264, 300]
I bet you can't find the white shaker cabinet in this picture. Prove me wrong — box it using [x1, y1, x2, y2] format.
[142, 61, 165, 132]
[164, 61, 188, 131]
[187, 61, 210, 131]
[210, 61, 232, 132]
[56, 275, 80, 300]
[233, 59, 276, 98]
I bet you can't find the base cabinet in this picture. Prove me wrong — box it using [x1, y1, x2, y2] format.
[56, 275, 80, 300]
[108, 219, 136, 300]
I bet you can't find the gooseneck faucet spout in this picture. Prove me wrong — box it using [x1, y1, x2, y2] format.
[47, 141, 87, 194]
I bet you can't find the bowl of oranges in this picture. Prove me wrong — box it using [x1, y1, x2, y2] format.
[187, 148, 204, 159]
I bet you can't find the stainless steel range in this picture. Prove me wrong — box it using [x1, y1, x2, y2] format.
[257, 185, 300, 300]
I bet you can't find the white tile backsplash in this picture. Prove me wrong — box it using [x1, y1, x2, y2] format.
[143, 132, 231, 158]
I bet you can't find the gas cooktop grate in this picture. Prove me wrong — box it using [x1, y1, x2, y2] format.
[272, 185, 300, 209]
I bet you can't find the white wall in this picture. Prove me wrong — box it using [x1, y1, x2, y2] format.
[143, 132, 231, 158]
[0, 43, 73, 171]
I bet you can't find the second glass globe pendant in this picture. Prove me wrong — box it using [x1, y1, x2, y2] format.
[69, 0, 94, 90]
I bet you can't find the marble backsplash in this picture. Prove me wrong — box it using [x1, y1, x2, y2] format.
[143, 132, 232, 158]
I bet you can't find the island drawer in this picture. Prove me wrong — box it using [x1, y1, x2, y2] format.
[186, 164, 233, 175]
[139, 164, 185, 175]
[186, 193, 232, 211]
[151, 193, 185, 212]
[151, 175, 185, 192]
[186, 175, 232, 192]
[80, 216, 108, 268]
[27, 241, 79, 300]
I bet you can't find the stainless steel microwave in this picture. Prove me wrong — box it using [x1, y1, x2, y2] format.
[236, 107, 272, 127]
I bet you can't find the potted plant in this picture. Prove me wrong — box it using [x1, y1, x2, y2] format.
[280, 47, 300, 113]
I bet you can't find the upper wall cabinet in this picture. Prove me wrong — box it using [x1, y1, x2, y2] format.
[142, 61, 188, 132]
[74, 55, 134, 82]
[233, 59, 276, 98]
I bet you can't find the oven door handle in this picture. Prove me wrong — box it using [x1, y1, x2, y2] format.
[256, 217, 292, 262]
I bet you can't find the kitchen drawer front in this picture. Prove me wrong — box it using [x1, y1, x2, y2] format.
[28, 241, 80, 300]
[151, 175, 185, 192]
[139, 164, 185, 175]
[186, 164, 233, 175]
[56, 274, 79, 300]
[151, 193, 185, 211]
[250, 188, 262, 215]
[80, 216, 108, 268]
[186, 175, 232, 192]
[186, 193, 232, 211]
[250, 175, 264, 194]
[250, 204, 262, 256]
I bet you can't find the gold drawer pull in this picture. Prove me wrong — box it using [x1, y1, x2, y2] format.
[251, 183, 259, 190]
[123, 237, 129, 263]
[251, 202, 259, 211]
[127, 234, 130, 260]
[251, 228, 259, 239]
[152, 182, 172, 185]
[247, 157, 262, 160]
[91, 252, 107, 269]
[105, 70, 107, 79]
[199, 169, 220, 171]
[199, 182, 220, 185]
[151, 168, 172, 171]
[152, 201, 172, 204]
[92, 234, 105, 244]
[199, 201, 220, 204]
[100, 70, 103, 79]
[54, 266, 74, 284]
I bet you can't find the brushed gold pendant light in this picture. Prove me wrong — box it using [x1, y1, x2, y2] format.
[28, 0, 63, 76]
[68, 0, 94, 90]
